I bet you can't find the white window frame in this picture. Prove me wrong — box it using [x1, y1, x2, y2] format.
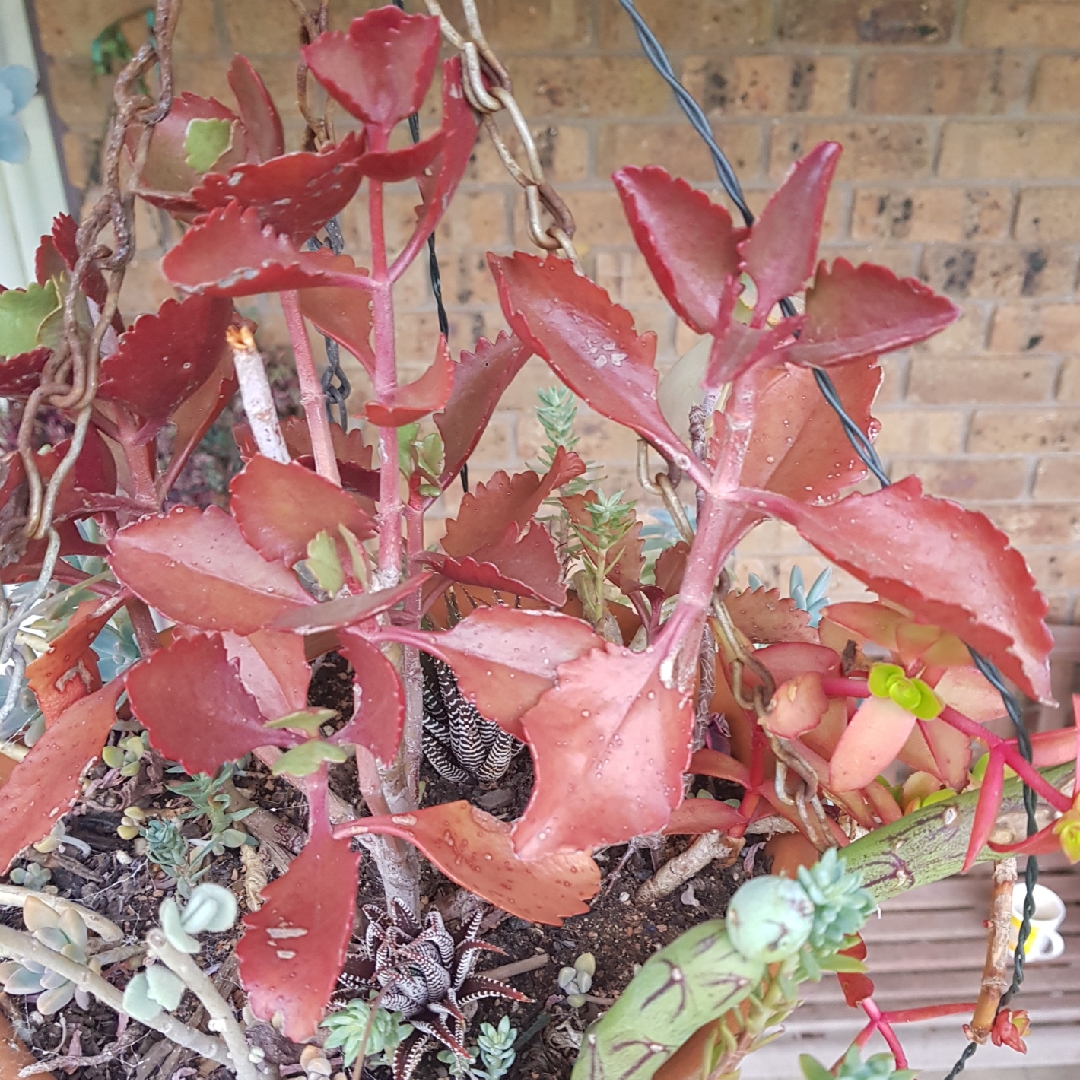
[0, 0, 68, 288]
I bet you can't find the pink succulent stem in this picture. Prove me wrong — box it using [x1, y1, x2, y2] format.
[859, 997, 908, 1068]
[821, 676, 871, 699]
[940, 706, 1072, 812]
[280, 290, 341, 485]
[367, 133, 403, 584]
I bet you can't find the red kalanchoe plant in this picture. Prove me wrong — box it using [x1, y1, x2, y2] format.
[0, 5, 1070, 1073]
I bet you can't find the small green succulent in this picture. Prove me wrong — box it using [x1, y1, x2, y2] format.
[558, 952, 596, 1007]
[102, 733, 148, 777]
[9, 862, 52, 890]
[437, 1016, 517, 1080]
[800, 1046, 916, 1080]
[321, 997, 412, 1067]
[0, 896, 96, 1014]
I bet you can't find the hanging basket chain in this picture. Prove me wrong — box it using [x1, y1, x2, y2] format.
[421, 0, 580, 269]
[614, 2, 1041, 1076]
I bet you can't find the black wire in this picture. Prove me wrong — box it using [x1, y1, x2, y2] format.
[617, 2, 1041, 1075]
[307, 217, 351, 430]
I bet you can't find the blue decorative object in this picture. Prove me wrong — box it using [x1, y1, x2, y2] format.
[0, 65, 37, 164]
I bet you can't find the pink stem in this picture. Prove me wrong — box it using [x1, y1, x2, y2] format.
[859, 998, 908, 1068]
[280, 290, 340, 485]
[366, 141, 403, 584]
[940, 706, 1072, 811]
[881, 1003, 977, 1024]
[822, 676, 871, 699]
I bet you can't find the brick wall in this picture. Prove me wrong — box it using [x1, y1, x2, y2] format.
[34, 0, 1080, 621]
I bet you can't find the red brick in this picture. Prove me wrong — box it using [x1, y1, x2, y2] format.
[890, 457, 1032, 500]
[939, 122, 1080, 180]
[975, 504, 1080, 546]
[681, 55, 851, 117]
[851, 188, 1012, 243]
[919, 245, 1078, 300]
[907, 355, 1058, 404]
[45, 61, 119, 130]
[855, 54, 1028, 115]
[873, 409, 966, 455]
[989, 304, 1080, 353]
[597, 0, 770, 50]
[597, 123, 763, 183]
[1020, 550, 1080, 591]
[777, 0, 955, 43]
[968, 409, 1080, 453]
[1032, 56, 1080, 114]
[770, 122, 933, 180]
[433, 0, 591, 52]
[1034, 456, 1080, 499]
[820, 244, 919, 277]
[505, 58, 675, 119]
[1060, 358, 1080, 402]
[468, 124, 589, 185]
[1016, 189, 1080, 243]
[912, 302, 989, 355]
[962, 1, 1080, 48]
[595, 251, 667, 306]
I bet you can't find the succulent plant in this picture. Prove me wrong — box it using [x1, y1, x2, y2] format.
[800, 1046, 916, 1080]
[726, 875, 816, 963]
[558, 952, 596, 1007]
[321, 996, 413, 1068]
[0, 896, 95, 1014]
[335, 901, 527, 1080]
[102, 733, 149, 777]
[796, 847, 877, 956]
[8, 862, 52, 890]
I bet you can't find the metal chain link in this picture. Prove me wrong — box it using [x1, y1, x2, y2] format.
[421, 0, 580, 269]
[616, 3, 1042, 1075]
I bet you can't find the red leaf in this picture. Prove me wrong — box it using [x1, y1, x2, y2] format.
[108, 505, 312, 634]
[737, 478, 1054, 703]
[132, 93, 247, 216]
[435, 333, 532, 488]
[191, 133, 365, 244]
[663, 798, 745, 835]
[26, 594, 124, 724]
[0, 681, 122, 873]
[756, 642, 841, 686]
[164, 347, 239, 484]
[345, 801, 599, 925]
[239, 789, 361, 1040]
[965, 747, 1006, 872]
[724, 587, 817, 645]
[302, 7, 440, 130]
[227, 56, 284, 163]
[364, 336, 454, 426]
[162, 202, 373, 297]
[224, 629, 310, 719]
[358, 129, 443, 182]
[0, 347, 49, 397]
[740, 358, 882, 505]
[278, 417, 377, 504]
[270, 574, 429, 634]
[441, 447, 585, 559]
[830, 696, 917, 792]
[764, 672, 830, 739]
[513, 642, 693, 858]
[385, 607, 601, 739]
[391, 61, 478, 276]
[786, 259, 960, 368]
[837, 937, 875, 1007]
[422, 522, 566, 606]
[740, 142, 841, 322]
[689, 748, 752, 787]
[98, 295, 232, 422]
[126, 633, 298, 774]
[932, 667, 1004, 723]
[297, 258, 375, 377]
[1, 521, 101, 586]
[36, 427, 118, 521]
[230, 456, 376, 566]
[654, 541, 690, 597]
[613, 166, 743, 334]
[490, 252, 693, 470]
[335, 631, 403, 764]
[38, 214, 113, 320]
